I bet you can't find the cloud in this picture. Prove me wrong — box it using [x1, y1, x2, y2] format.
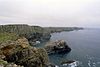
[0, 0, 100, 27]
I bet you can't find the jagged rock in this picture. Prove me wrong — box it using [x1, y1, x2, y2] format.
[0, 37, 30, 57]
[0, 38, 49, 67]
[45, 40, 71, 54]
[5, 47, 49, 67]
[16, 37, 30, 48]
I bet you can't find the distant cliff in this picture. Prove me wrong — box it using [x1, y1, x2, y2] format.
[44, 27, 83, 33]
[0, 24, 83, 36]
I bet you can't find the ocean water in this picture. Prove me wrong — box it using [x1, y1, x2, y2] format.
[49, 29, 100, 67]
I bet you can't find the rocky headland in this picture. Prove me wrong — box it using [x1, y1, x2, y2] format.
[0, 24, 83, 67]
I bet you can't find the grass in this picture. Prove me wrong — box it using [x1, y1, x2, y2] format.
[0, 59, 8, 65]
[0, 32, 18, 43]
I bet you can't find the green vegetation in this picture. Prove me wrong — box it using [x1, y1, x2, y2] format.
[0, 33, 18, 43]
[0, 25, 47, 44]
[0, 24, 44, 37]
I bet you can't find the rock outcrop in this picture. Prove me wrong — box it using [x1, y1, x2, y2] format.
[0, 37, 30, 57]
[45, 40, 71, 54]
[6, 47, 49, 67]
[0, 37, 49, 67]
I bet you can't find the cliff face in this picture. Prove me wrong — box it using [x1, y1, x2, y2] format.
[0, 37, 49, 67]
[0, 24, 44, 37]
[44, 27, 83, 33]
[0, 24, 51, 45]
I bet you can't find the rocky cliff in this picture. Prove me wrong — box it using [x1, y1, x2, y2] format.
[0, 24, 51, 46]
[0, 24, 73, 67]
[0, 37, 49, 67]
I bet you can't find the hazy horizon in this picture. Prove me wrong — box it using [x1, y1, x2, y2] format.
[0, 0, 100, 28]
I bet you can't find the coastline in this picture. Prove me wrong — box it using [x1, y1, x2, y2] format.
[0, 24, 83, 67]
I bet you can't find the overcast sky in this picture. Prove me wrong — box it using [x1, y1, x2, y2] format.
[0, 0, 100, 27]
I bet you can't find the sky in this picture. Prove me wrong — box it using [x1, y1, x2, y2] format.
[0, 0, 100, 27]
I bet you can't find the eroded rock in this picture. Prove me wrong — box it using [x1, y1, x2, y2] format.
[0, 37, 49, 67]
[6, 47, 49, 67]
[45, 40, 71, 54]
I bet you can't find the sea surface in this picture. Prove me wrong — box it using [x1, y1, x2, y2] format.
[48, 28, 100, 67]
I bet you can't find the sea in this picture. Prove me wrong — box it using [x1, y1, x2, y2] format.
[38, 28, 100, 67]
[49, 28, 100, 67]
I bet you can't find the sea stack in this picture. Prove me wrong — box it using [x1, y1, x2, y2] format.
[44, 40, 71, 54]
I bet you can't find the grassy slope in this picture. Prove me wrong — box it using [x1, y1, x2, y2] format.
[0, 25, 44, 37]
[0, 33, 18, 43]
[0, 25, 45, 43]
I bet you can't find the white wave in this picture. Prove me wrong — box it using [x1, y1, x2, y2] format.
[55, 65, 59, 67]
[93, 62, 96, 67]
[88, 60, 91, 67]
[62, 61, 80, 67]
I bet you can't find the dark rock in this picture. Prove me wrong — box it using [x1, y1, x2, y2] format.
[27, 32, 51, 46]
[61, 60, 75, 64]
[44, 40, 71, 54]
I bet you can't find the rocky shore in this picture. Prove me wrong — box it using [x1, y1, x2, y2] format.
[0, 24, 83, 67]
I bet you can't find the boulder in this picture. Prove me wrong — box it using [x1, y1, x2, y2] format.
[45, 40, 71, 54]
